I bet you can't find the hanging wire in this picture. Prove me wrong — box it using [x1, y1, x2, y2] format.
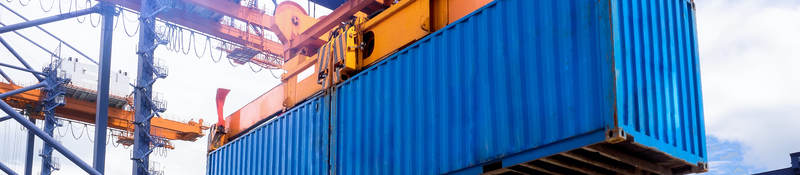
[39, 0, 55, 12]
[210, 40, 224, 63]
[68, 121, 84, 139]
[21, 0, 283, 74]
[56, 120, 67, 137]
[248, 62, 262, 73]
[120, 10, 140, 37]
[85, 124, 93, 143]
[57, 0, 73, 14]
[193, 36, 209, 59]
[19, 0, 31, 6]
[75, 0, 87, 23]
[180, 30, 193, 55]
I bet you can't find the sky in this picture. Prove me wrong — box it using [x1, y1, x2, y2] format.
[0, 0, 797, 174]
[696, 0, 800, 173]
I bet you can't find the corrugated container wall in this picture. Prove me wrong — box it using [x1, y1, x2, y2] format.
[207, 96, 329, 175]
[333, 0, 616, 174]
[207, 0, 705, 174]
[611, 0, 706, 164]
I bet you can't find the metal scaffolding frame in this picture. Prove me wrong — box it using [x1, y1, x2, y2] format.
[0, 1, 115, 175]
[131, 0, 166, 174]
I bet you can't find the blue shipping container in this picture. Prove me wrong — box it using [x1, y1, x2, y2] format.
[207, 96, 329, 175]
[208, 0, 706, 174]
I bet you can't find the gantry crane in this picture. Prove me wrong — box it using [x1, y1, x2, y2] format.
[191, 0, 493, 151]
[0, 81, 207, 149]
[62, 0, 489, 166]
[94, 0, 494, 151]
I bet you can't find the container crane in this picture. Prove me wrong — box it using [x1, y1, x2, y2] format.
[0, 65, 207, 149]
[98, 0, 496, 151]
[196, 0, 494, 151]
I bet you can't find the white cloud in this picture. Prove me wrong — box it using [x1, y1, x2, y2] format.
[696, 0, 800, 170]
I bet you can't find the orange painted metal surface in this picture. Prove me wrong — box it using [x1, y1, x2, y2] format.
[101, 0, 286, 61]
[223, 84, 285, 137]
[206, 0, 497, 150]
[287, 0, 384, 54]
[359, 0, 431, 68]
[446, 0, 493, 23]
[0, 82, 207, 147]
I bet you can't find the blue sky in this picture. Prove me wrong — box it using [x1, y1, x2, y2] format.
[0, 0, 798, 174]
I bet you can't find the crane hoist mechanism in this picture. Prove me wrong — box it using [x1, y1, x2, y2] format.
[207, 0, 493, 151]
[0, 58, 207, 149]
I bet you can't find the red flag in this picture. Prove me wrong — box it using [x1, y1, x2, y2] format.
[216, 88, 231, 127]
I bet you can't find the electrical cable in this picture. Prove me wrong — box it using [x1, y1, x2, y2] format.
[120, 10, 140, 37]
[193, 36, 209, 59]
[85, 124, 93, 143]
[57, 0, 72, 14]
[68, 121, 84, 139]
[180, 30, 193, 55]
[39, 0, 55, 12]
[19, 0, 31, 6]
[269, 68, 281, 79]
[248, 62, 262, 73]
[210, 40, 223, 63]
[75, 0, 90, 23]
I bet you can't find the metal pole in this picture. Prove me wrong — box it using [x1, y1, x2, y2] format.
[0, 6, 99, 34]
[0, 23, 90, 65]
[133, 0, 156, 173]
[39, 61, 68, 175]
[0, 82, 47, 98]
[0, 3, 98, 65]
[23, 117, 34, 175]
[0, 37, 44, 81]
[0, 100, 101, 175]
[92, 2, 115, 174]
[0, 160, 18, 175]
[0, 62, 46, 77]
[39, 110, 56, 175]
[0, 69, 14, 84]
[0, 115, 9, 122]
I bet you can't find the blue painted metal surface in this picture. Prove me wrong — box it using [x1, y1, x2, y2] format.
[611, 0, 706, 165]
[0, 5, 98, 34]
[132, 0, 159, 173]
[0, 37, 44, 81]
[92, 3, 115, 173]
[309, 0, 345, 10]
[40, 59, 70, 175]
[0, 3, 99, 65]
[24, 118, 35, 175]
[207, 96, 329, 175]
[0, 89, 101, 175]
[333, 0, 614, 174]
[206, 0, 706, 173]
[0, 160, 17, 175]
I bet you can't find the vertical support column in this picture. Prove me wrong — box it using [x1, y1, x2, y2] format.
[40, 62, 67, 175]
[92, 2, 115, 174]
[40, 110, 56, 175]
[132, 0, 156, 174]
[23, 117, 34, 175]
